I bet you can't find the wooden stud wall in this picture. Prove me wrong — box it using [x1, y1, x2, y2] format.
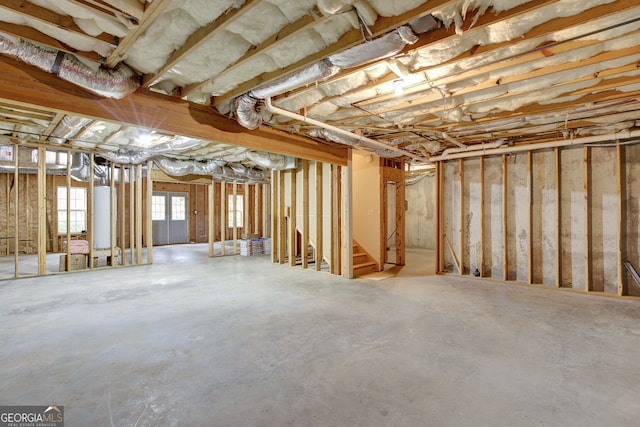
[436, 144, 640, 299]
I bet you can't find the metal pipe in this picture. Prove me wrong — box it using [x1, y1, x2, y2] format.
[264, 97, 430, 163]
[430, 130, 640, 161]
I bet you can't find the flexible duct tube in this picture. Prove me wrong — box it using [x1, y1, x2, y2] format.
[265, 97, 429, 163]
[99, 150, 153, 164]
[154, 157, 269, 181]
[0, 35, 139, 99]
[48, 117, 93, 145]
[429, 130, 640, 161]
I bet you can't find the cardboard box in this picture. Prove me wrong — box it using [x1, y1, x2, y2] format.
[59, 254, 87, 271]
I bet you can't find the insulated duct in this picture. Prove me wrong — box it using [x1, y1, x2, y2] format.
[48, 117, 93, 145]
[0, 35, 139, 99]
[154, 157, 269, 182]
[98, 149, 153, 165]
[69, 152, 108, 184]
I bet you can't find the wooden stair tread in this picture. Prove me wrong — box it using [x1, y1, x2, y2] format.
[354, 261, 377, 269]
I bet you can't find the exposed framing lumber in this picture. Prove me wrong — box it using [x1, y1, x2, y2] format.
[302, 160, 309, 269]
[129, 165, 135, 264]
[243, 182, 249, 239]
[183, 5, 327, 96]
[135, 164, 143, 263]
[37, 146, 46, 275]
[270, 172, 277, 263]
[616, 140, 625, 296]
[220, 180, 226, 256]
[459, 158, 464, 275]
[527, 151, 533, 285]
[436, 161, 444, 274]
[105, 0, 171, 68]
[278, 171, 286, 265]
[110, 163, 116, 267]
[232, 181, 238, 254]
[480, 156, 485, 277]
[214, 0, 459, 105]
[262, 183, 268, 238]
[341, 155, 352, 279]
[0, 56, 347, 165]
[208, 181, 215, 257]
[146, 160, 153, 264]
[102, 0, 144, 20]
[584, 146, 592, 292]
[395, 164, 406, 267]
[13, 145, 18, 276]
[331, 164, 339, 274]
[119, 165, 126, 266]
[89, 154, 95, 269]
[289, 169, 297, 267]
[253, 184, 259, 236]
[5, 169, 10, 256]
[555, 147, 561, 287]
[502, 154, 508, 281]
[145, 0, 261, 88]
[444, 234, 461, 274]
[315, 162, 323, 271]
[66, 152, 72, 271]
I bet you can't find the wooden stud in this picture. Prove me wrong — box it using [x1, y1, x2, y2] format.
[146, 161, 153, 264]
[502, 154, 508, 281]
[302, 160, 309, 269]
[254, 183, 259, 236]
[37, 146, 46, 275]
[244, 182, 250, 239]
[25, 174, 30, 256]
[584, 146, 592, 292]
[208, 181, 215, 257]
[220, 180, 226, 256]
[459, 158, 465, 275]
[278, 171, 286, 265]
[341, 154, 353, 279]
[396, 162, 406, 267]
[13, 145, 18, 277]
[110, 163, 116, 268]
[528, 151, 533, 285]
[270, 172, 277, 263]
[331, 164, 339, 274]
[289, 168, 297, 267]
[65, 152, 71, 272]
[88, 154, 94, 269]
[555, 147, 561, 287]
[616, 140, 625, 296]
[5, 169, 9, 256]
[119, 165, 126, 266]
[262, 183, 268, 238]
[233, 181, 238, 254]
[136, 164, 143, 264]
[129, 165, 135, 264]
[437, 161, 445, 274]
[480, 156, 485, 277]
[315, 162, 323, 271]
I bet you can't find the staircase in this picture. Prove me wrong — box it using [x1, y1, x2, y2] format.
[353, 241, 378, 277]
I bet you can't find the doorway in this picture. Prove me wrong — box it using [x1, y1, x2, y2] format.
[152, 192, 188, 245]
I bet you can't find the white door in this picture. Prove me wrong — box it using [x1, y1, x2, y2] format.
[152, 192, 188, 245]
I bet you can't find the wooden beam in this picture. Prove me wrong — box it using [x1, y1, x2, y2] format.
[502, 154, 508, 281]
[289, 169, 297, 267]
[0, 56, 348, 165]
[555, 147, 561, 287]
[146, 160, 153, 264]
[315, 162, 323, 271]
[37, 146, 46, 275]
[105, 0, 171, 68]
[145, 0, 262, 88]
[584, 146, 592, 292]
[101, 0, 144, 20]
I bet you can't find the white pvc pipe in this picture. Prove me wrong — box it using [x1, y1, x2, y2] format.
[430, 129, 640, 161]
[265, 97, 430, 163]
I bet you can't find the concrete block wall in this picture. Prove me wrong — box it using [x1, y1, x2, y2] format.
[440, 144, 640, 297]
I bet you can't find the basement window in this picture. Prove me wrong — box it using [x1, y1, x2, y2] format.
[57, 187, 87, 234]
[228, 194, 243, 228]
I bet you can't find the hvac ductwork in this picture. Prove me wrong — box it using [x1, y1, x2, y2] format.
[48, 117, 93, 145]
[98, 149, 153, 165]
[69, 152, 108, 184]
[154, 157, 269, 182]
[0, 35, 139, 99]
[235, 25, 420, 130]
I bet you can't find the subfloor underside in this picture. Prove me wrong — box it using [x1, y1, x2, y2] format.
[1, 245, 639, 426]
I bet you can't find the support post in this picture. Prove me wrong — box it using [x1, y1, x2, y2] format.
[528, 151, 533, 285]
[436, 161, 444, 274]
[555, 147, 561, 287]
[244, 182, 250, 239]
[584, 146, 592, 292]
[289, 166, 297, 266]
[13, 145, 18, 276]
[331, 164, 339, 274]
[502, 154, 508, 281]
[89, 154, 94, 269]
[220, 180, 227, 256]
[129, 165, 135, 264]
[459, 158, 464, 275]
[146, 160, 153, 264]
[315, 162, 323, 271]
[120, 165, 126, 265]
[136, 164, 143, 264]
[278, 171, 286, 264]
[208, 180, 215, 257]
[302, 160, 309, 269]
[233, 181, 238, 254]
[341, 153, 353, 279]
[37, 146, 46, 275]
[616, 140, 625, 296]
[270, 172, 277, 263]
[110, 163, 116, 267]
[66, 152, 71, 272]
[480, 156, 485, 277]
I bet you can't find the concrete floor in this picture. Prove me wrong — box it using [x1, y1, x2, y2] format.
[1, 245, 639, 426]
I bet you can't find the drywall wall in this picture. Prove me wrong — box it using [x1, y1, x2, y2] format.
[405, 174, 436, 249]
[352, 152, 381, 265]
[440, 142, 640, 297]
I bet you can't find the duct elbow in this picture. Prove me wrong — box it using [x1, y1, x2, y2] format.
[235, 94, 262, 130]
